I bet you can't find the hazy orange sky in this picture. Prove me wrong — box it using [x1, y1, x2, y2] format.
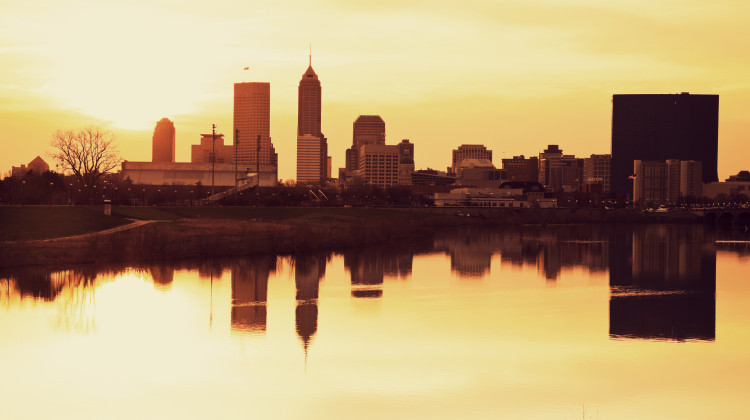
[2, 0, 749, 181]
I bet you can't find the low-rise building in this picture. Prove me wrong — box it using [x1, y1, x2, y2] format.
[412, 169, 455, 186]
[434, 181, 556, 208]
[120, 161, 277, 187]
[454, 158, 504, 188]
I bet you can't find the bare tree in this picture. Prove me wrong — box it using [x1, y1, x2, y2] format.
[49, 126, 122, 191]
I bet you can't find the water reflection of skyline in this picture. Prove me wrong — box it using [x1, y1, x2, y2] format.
[2, 225, 745, 347]
[231, 256, 274, 334]
[609, 225, 716, 342]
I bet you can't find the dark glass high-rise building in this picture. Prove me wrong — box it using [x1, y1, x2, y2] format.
[610, 93, 718, 197]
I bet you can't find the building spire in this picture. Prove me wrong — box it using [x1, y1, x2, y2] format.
[309, 43, 312, 66]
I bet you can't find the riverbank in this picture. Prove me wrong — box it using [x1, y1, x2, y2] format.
[0, 206, 701, 268]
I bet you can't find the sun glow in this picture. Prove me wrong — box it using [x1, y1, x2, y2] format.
[30, 4, 239, 130]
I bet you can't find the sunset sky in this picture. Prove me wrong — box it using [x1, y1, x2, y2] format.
[2, 0, 749, 181]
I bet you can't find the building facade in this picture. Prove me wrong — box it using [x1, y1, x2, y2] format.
[538, 145, 582, 192]
[582, 154, 612, 194]
[233, 82, 278, 170]
[451, 145, 492, 174]
[296, 60, 328, 185]
[341, 115, 386, 181]
[190, 133, 234, 164]
[120, 161, 278, 187]
[397, 139, 415, 185]
[633, 160, 668, 204]
[502, 155, 539, 182]
[358, 144, 400, 188]
[611, 93, 719, 196]
[634, 159, 703, 204]
[152, 118, 175, 163]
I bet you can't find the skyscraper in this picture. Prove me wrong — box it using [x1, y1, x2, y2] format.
[345, 115, 386, 173]
[611, 93, 719, 197]
[296, 58, 328, 185]
[233, 82, 277, 170]
[152, 118, 175, 163]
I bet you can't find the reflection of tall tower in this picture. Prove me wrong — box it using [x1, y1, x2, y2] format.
[152, 118, 175, 163]
[296, 57, 328, 185]
[233, 82, 278, 168]
[231, 256, 275, 333]
[609, 225, 716, 341]
[294, 254, 327, 354]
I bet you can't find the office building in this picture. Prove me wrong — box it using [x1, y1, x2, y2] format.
[538, 145, 582, 192]
[397, 140, 415, 185]
[502, 155, 538, 183]
[340, 115, 386, 182]
[633, 160, 667, 204]
[233, 82, 278, 171]
[343, 115, 386, 176]
[296, 59, 328, 185]
[582, 154, 612, 194]
[680, 160, 703, 200]
[666, 159, 702, 202]
[611, 93, 719, 196]
[152, 118, 175, 163]
[358, 144, 400, 188]
[451, 145, 492, 174]
[634, 159, 703, 204]
[455, 159, 504, 188]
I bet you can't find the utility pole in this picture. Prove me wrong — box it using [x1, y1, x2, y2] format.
[235, 128, 239, 206]
[211, 124, 216, 197]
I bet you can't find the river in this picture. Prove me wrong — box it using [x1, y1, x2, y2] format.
[1, 224, 749, 419]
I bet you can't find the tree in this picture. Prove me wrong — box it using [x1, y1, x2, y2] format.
[49, 126, 121, 199]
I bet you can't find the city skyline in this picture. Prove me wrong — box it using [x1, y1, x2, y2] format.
[2, 1, 750, 181]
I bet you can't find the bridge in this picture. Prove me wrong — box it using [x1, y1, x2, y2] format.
[691, 207, 750, 229]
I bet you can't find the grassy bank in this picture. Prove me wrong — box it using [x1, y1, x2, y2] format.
[0, 206, 131, 241]
[0, 205, 702, 268]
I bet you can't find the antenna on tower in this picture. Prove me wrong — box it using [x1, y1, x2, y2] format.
[309, 43, 312, 66]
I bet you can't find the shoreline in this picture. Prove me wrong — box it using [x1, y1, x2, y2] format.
[0, 206, 702, 269]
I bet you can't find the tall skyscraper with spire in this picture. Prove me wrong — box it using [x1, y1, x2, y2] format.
[296, 53, 328, 185]
[233, 82, 278, 171]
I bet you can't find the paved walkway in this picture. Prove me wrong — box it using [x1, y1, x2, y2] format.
[11, 219, 156, 244]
